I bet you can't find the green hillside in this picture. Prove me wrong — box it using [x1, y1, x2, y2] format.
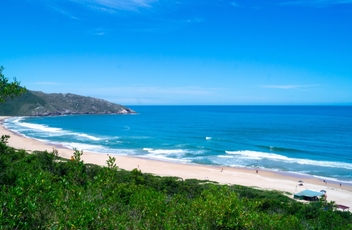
[0, 90, 135, 116]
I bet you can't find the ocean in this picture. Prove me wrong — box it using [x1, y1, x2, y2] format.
[3, 106, 352, 182]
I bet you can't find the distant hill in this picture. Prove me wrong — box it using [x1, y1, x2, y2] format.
[0, 90, 135, 116]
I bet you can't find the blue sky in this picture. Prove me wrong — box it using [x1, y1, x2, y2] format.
[1, 0, 352, 105]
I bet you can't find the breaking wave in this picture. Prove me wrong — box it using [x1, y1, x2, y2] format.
[225, 150, 352, 170]
[5, 117, 101, 141]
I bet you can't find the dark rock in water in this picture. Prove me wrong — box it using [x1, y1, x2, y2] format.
[0, 90, 136, 116]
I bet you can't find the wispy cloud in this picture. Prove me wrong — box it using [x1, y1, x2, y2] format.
[231, 2, 241, 7]
[94, 85, 220, 96]
[186, 18, 204, 23]
[86, 85, 223, 105]
[261, 84, 319, 90]
[280, 0, 352, 7]
[34, 81, 62, 85]
[70, 0, 158, 11]
[90, 28, 107, 35]
[36, 0, 158, 16]
[43, 2, 80, 20]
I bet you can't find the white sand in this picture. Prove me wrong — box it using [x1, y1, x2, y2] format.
[1, 116, 351, 211]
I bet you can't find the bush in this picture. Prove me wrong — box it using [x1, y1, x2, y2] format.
[1, 137, 351, 229]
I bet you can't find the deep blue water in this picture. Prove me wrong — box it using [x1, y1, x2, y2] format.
[4, 106, 352, 182]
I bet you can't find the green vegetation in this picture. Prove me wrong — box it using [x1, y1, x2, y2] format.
[0, 90, 135, 116]
[0, 90, 46, 116]
[1, 136, 351, 229]
[1, 69, 351, 228]
[0, 65, 134, 116]
[0, 66, 26, 103]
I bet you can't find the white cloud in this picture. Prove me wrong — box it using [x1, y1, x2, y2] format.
[35, 0, 158, 21]
[261, 84, 319, 90]
[42, 2, 80, 19]
[93, 85, 220, 96]
[93, 32, 105, 35]
[34, 81, 61, 85]
[74, 85, 223, 105]
[91, 28, 107, 35]
[186, 18, 204, 23]
[280, 0, 352, 7]
[231, 2, 241, 7]
[70, 0, 158, 11]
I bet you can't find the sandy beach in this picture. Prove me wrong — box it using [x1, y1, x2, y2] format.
[1, 116, 351, 211]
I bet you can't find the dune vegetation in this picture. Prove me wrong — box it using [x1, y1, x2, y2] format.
[1, 135, 351, 229]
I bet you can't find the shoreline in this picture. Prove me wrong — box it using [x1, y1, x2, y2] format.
[1, 116, 351, 210]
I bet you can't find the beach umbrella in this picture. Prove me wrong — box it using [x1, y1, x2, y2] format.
[298, 180, 303, 183]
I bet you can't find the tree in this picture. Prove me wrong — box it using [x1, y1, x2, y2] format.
[0, 66, 26, 103]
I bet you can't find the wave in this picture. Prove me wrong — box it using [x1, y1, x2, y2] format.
[140, 148, 190, 163]
[225, 150, 352, 170]
[142, 148, 196, 163]
[218, 155, 234, 158]
[6, 117, 63, 133]
[75, 133, 101, 141]
[143, 148, 188, 155]
[63, 142, 136, 155]
[64, 142, 105, 151]
[5, 118, 101, 141]
[257, 145, 304, 153]
[139, 154, 191, 163]
[20, 122, 62, 133]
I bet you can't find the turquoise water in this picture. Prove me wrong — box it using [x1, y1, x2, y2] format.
[4, 106, 352, 182]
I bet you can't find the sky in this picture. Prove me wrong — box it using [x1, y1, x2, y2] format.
[1, 0, 352, 105]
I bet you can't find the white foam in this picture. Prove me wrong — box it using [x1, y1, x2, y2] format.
[206, 137, 212, 140]
[143, 148, 188, 155]
[226, 150, 285, 160]
[8, 117, 24, 124]
[218, 155, 234, 158]
[225, 150, 352, 170]
[8, 118, 102, 141]
[141, 154, 191, 163]
[141, 148, 194, 164]
[229, 164, 249, 168]
[61, 142, 137, 156]
[76, 133, 101, 141]
[64, 142, 105, 151]
[18, 122, 63, 133]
